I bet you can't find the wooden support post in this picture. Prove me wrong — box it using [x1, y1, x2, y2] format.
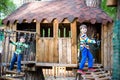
[71, 20, 77, 64]
[36, 21, 40, 62]
[104, 24, 108, 68]
[53, 19, 59, 63]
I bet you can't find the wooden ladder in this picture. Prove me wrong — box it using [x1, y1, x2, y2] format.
[76, 63, 111, 80]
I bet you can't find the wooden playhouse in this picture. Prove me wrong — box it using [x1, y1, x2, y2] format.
[1, 0, 113, 79]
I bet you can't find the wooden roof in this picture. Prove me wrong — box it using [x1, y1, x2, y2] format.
[2, 0, 112, 24]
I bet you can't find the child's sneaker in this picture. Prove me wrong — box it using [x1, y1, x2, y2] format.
[88, 68, 96, 72]
[77, 69, 86, 75]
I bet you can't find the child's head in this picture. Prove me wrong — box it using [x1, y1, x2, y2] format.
[20, 36, 25, 43]
[79, 24, 87, 34]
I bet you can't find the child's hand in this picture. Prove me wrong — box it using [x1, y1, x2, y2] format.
[9, 40, 12, 43]
[93, 40, 96, 44]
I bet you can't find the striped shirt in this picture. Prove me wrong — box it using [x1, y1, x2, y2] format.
[10, 41, 29, 54]
[80, 34, 96, 47]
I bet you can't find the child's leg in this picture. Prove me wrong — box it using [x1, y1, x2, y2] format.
[79, 47, 87, 69]
[17, 54, 23, 72]
[9, 53, 17, 70]
[87, 49, 93, 68]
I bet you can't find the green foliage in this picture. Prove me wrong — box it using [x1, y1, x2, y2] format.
[0, 19, 2, 26]
[101, 0, 117, 20]
[0, 0, 16, 25]
[0, 0, 16, 15]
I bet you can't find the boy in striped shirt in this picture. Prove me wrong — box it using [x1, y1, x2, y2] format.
[9, 36, 29, 74]
[77, 24, 96, 75]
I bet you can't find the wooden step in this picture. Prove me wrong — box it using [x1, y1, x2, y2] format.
[84, 63, 102, 67]
[97, 76, 111, 80]
[1, 76, 23, 80]
[5, 70, 25, 76]
[6, 64, 27, 70]
[2, 61, 35, 67]
[0, 77, 17, 80]
[86, 71, 106, 74]
[76, 63, 111, 80]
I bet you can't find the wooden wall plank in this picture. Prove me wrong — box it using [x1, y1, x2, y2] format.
[44, 39, 49, 62]
[62, 38, 67, 64]
[37, 39, 45, 62]
[48, 39, 54, 63]
[67, 38, 72, 64]
[59, 39, 62, 63]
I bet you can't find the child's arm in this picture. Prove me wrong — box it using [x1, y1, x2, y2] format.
[85, 37, 96, 44]
[9, 40, 18, 45]
[81, 34, 96, 44]
[23, 43, 29, 48]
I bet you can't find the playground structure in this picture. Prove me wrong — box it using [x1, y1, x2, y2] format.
[0, 0, 114, 80]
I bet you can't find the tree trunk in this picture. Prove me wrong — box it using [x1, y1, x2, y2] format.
[85, 0, 101, 8]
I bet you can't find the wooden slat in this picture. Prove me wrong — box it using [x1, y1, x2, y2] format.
[59, 39, 62, 63]
[44, 39, 49, 62]
[48, 39, 54, 63]
[62, 39, 67, 64]
[5, 70, 25, 75]
[67, 38, 71, 64]
[36, 39, 45, 62]
[53, 38, 58, 63]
